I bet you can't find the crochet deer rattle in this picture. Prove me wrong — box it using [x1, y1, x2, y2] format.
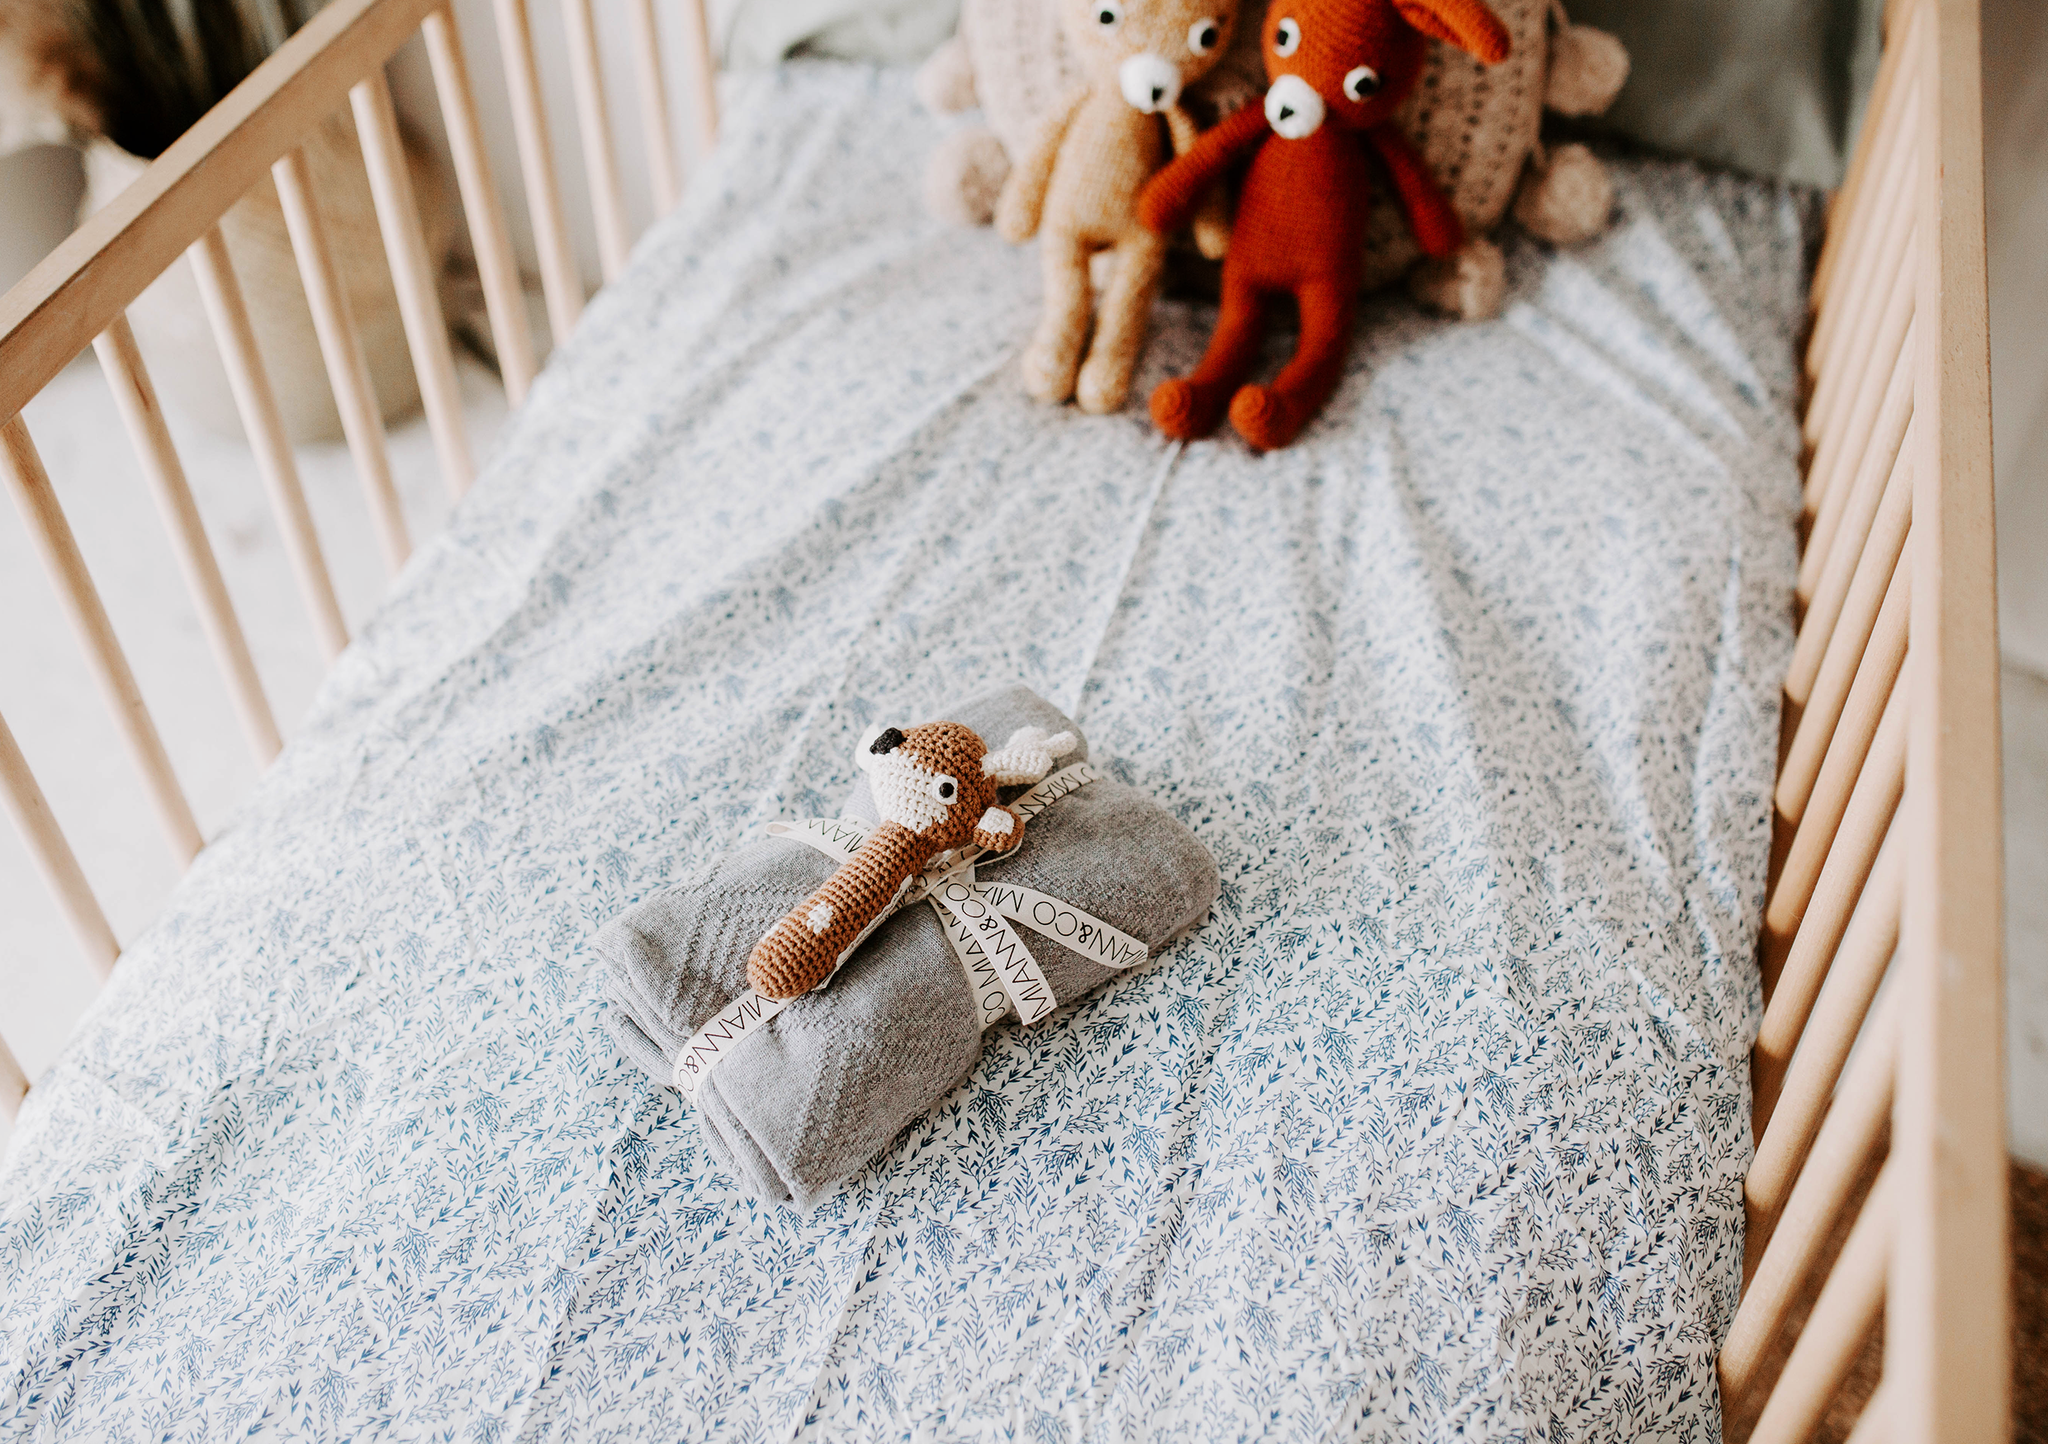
[747, 721, 1077, 999]
[994, 0, 1243, 414]
[1137, 0, 1510, 449]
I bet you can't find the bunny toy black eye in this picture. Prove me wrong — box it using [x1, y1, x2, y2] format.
[928, 775, 958, 802]
[1187, 17, 1221, 52]
[1272, 17, 1300, 55]
[1094, 0, 1121, 25]
[1343, 65, 1381, 100]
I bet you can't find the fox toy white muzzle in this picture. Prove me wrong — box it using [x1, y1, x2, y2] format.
[1264, 74, 1326, 138]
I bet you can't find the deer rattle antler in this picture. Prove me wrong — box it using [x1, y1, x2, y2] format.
[747, 721, 1077, 999]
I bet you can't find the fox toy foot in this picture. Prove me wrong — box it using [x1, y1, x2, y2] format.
[1228, 383, 1311, 451]
[1148, 377, 1231, 439]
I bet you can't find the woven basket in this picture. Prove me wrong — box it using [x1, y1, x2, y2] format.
[82, 109, 455, 444]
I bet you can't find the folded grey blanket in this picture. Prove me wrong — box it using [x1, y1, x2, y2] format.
[596, 684, 1219, 1208]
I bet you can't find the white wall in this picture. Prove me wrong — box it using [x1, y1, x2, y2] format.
[1983, 0, 2048, 679]
[0, 144, 83, 295]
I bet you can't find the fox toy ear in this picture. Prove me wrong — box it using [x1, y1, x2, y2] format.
[1391, 0, 1510, 63]
[980, 726, 1079, 787]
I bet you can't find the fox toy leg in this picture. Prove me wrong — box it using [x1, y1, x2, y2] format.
[1076, 228, 1167, 415]
[1149, 275, 1266, 440]
[1022, 230, 1095, 404]
[1229, 279, 1356, 450]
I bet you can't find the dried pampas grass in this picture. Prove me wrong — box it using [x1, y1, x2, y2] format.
[0, 0, 324, 159]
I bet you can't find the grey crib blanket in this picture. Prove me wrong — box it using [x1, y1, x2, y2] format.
[595, 684, 1220, 1207]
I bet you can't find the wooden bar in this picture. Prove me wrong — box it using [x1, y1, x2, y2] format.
[0, 1033, 27, 1122]
[0, 0, 444, 425]
[1747, 1166, 1893, 1444]
[489, 0, 584, 346]
[1790, 426, 1912, 712]
[1845, 1382, 1892, 1444]
[1763, 676, 1907, 994]
[1892, 0, 2008, 1436]
[0, 704, 120, 978]
[1782, 548, 1910, 830]
[3, 417, 207, 869]
[1755, 832, 1902, 1157]
[349, 71, 474, 499]
[92, 316, 283, 766]
[421, 5, 538, 404]
[562, 0, 632, 281]
[629, 0, 681, 214]
[1802, 342, 1913, 598]
[1809, 80, 1917, 386]
[271, 146, 412, 577]
[1807, 251, 1915, 507]
[187, 225, 351, 662]
[680, 0, 719, 151]
[1811, 3, 1917, 304]
[1734, 993, 1894, 1349]
[2, 418, 204, 867]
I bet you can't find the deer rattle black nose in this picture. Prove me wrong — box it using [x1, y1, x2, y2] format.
[870, 727, 905, 755]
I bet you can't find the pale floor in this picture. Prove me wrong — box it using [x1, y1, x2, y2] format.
[0, 358, 2043, 1171]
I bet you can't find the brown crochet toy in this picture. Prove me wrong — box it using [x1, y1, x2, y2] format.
[747, 720, 1077, 1000]
[992, 0, 1245, 414]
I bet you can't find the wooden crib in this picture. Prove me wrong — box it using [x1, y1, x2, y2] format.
[0, 0, 2007, 1436]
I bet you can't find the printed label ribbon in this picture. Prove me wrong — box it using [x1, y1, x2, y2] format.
[673, 763, 1141, 1097]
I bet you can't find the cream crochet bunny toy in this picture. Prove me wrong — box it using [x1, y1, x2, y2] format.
[747, 721, 1076, 999]
[980, 0, 1244, 413]
[921, 0, 1627, 323]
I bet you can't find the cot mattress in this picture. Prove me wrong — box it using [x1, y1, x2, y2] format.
[0, 63, 1810, 1442]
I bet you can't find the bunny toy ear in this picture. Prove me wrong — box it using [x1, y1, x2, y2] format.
[980, 726, 1079, 787]
[1391, 0, 1511, 63]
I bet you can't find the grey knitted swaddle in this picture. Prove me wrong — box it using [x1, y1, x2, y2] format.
[596, 685, 1219, 1209]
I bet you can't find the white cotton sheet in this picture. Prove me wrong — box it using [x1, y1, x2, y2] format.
[0, 63, 1811, 1441]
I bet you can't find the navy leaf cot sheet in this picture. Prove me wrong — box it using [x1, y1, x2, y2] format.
[0, 63, 1810, 1442]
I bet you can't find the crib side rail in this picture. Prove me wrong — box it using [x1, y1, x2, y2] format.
[1719, 0, 2007, 1439]
[0, 0, 717, 1118]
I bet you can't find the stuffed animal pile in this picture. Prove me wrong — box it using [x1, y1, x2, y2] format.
[919, 0, 1628, 448]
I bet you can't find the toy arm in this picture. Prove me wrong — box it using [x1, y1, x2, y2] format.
[1365, 123, 1466, 259]
[1137, 101, 1269, 238]
[995, 85, 1088, 244]
[914, 35, 978, 114]
[1162, 106, 1231, 260]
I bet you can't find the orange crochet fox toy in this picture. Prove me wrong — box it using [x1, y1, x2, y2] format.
[747, 720, 1076, 999]
[1137, 0, 1510, 449]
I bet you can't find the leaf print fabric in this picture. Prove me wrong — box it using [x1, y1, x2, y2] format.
[0, 63, 1811, 1442]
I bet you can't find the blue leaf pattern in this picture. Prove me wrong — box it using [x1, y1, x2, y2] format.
[0, 64, 1810, 1441]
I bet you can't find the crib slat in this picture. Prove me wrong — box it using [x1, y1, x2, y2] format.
[1746, 1166, 1892, 1444]
[629, 0, 681, 214]
[490, 0, 584, 345]
[1811, 2, 1918, 306]
[187, 225, 351, 662]
[1843, 1381, 1893, 1444]
[1810, 152, 1916, 450]
[0, 705, 120, 978]
[1809, 77, 1918, 383]
[1730, 993, 1894, 1366]
[271, 147, 411, 577]
[92, 316, 282, 765]
[1808, 196, 1915, 454]
[350, 72, 473, 500]
[0, 1032, 26, 1122]
[1762, 676, 1906, 997]
[562, 0, 632, 281]
[2, 416, 204, 867]
[1782, 542, 1910, 829]
[1754, 831, 1901, 1150]
[1795, 397, 1913, 701]
[680, 0, 719, 151]
[422, 6, 538, 405]
[1802, 334, 1913, 582]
